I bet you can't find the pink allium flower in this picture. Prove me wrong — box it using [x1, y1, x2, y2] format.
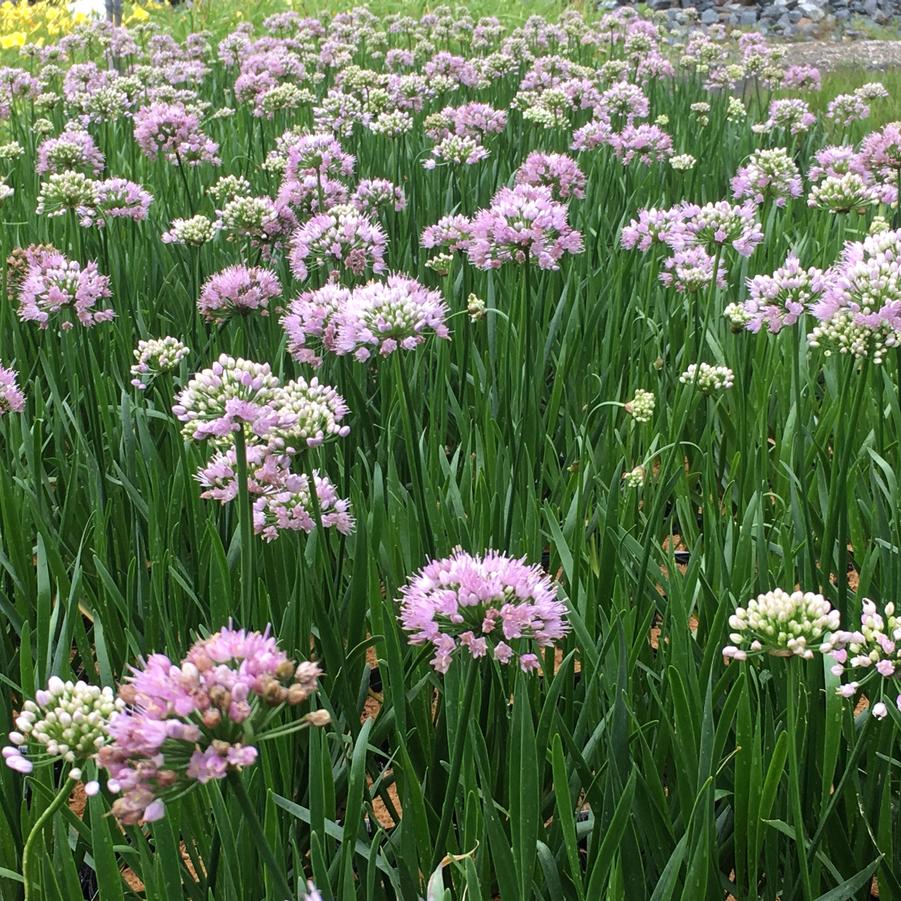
[621, 207, 683, 252]
[659, 247, 728, 294]
[268, 378, 351, 449]
[253, 470, 354, 541]
[276, 174, 350, 219]
[731, 148, 803, 208]
[427, 134, 489, 168]
[783, 65, 821, 91]
[609, 124, 673, 166]
[827, 93, 870, 128]
[284, 132, 355, 183]
[172, 355, 282, 442]
[809, 229, 901, 363]
[571, 119, 613, 153]
[859, 123, 901, 175]
[595, 80, 649, 125]
[281, 284, 350, 366]
[97, 627, 322, 823]
[397, 548, 569, 674]
[808, 145, 867, 183]
[443, 102, 508, 139]
[290, 207, 388, 283]
[131, 337, 190, 390]
[678, 201, 765, 258]
[421, 215, 473, 253]
[740, 254, 825, 334]
[515, 152, 586, 201]
[36, 128, 105, 176]
[80, 178, 153, 227]
[0, 363, 25, 415]
[466, 184, 583, 270]
[351, 178, 406, 215]
[18, 252, 114, 330]
[133, 101, 220, 166]
[197, 266, 282, 322]
[334, 275, 450, 361]
[762, 99, 816, 136]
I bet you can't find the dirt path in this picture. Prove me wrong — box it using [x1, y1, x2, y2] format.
[776, 38, 901, 69]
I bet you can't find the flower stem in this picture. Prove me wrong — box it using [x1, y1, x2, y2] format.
[22, 780, 72, 901]
[234, 428, 254, 621]
[431, 659, 479, 869]
[226, 770, 293, 901]
[786, 661, 813, 901]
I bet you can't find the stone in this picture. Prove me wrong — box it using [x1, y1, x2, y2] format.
[700, 7, 719, 23]
[798, 1, 826, 19]
[740, 9, 758, 23]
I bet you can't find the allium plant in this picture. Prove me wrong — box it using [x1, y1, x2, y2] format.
[625, 388, 655, 423]
[334, 275, 450, 361]
[172, 355, 281, 443]
[4, 677, 122, 782]
[36, 128, 105, 176]
[197, 266, 282, 323]
[723, 589, 839, 660]
[0, 363, 25, 414]
[289, 207, 388, 283]
[398, 548, 569, 674]
[162, 214, 219, 245]
[133, 100, 220, 166]
[97, 626, 325, 824]
[822, 600, 901, 716]
[18, 252, 114, 330]
[809, 229, 901, 363]
[679, 363, 734, 394]
[660, 247, 728, 293]
[731, 148, 802, 208]
[740, 254, 825, 334]
[281, 284, 350, 366]
[131, 337, 190, 390]
[467, 184, 583, 270]
[514, 152, 586, 201]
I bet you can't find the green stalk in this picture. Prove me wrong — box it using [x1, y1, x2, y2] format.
[234, 428, 255, 621]
[786, 661, 813, 900]
[431, 659, 479, 869]
[22, 780, 72, 901]
[395, 354, 435, 555]
[226, 771, 293, 901]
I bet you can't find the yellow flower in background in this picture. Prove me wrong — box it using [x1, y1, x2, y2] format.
[0, 31, 26, 48]
[125, 4, 150, 22]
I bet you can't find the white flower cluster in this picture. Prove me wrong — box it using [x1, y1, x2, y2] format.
[723, 589, 840, 660]
[670, 154, 696, 171]
[162, 214, 219, 246]
[217, 195, 277, 240]
[679, 363, 734, 394]
[269, 378, 352, 449]
[36, 170, 98, 217]
[723, 302, 752, 330]
[807, 173, 877, 213]
[131, 336, 190, 390]
[625, 388, 655, 423]
[3, 677, 124, 783]
[623, 465, 645, 489]
[808, 309, 899, 365]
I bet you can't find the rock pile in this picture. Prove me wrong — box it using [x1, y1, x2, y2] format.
[605, 0, 901, 37]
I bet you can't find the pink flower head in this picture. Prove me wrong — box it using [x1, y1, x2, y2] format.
[18, 251, 114, 330]
[659, 247, 728, 294]
[466, 184, 583, 271]
[0, 363, 25, 415]
[37, 128, 105, 176]
[197, 266, 282, 322]
[281, 283, 350, 366]
[289, 207, 387, 283]
[421, 215, 473, 253]
[334, 275, 450, 361]
[133, 101, 220, 166]
[398, 548, 569, 674]
[609, 124, 672, 167]
[740, 254, 825, 334]
[515, 152, 586, 201]
[98, 626, 322, 823]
